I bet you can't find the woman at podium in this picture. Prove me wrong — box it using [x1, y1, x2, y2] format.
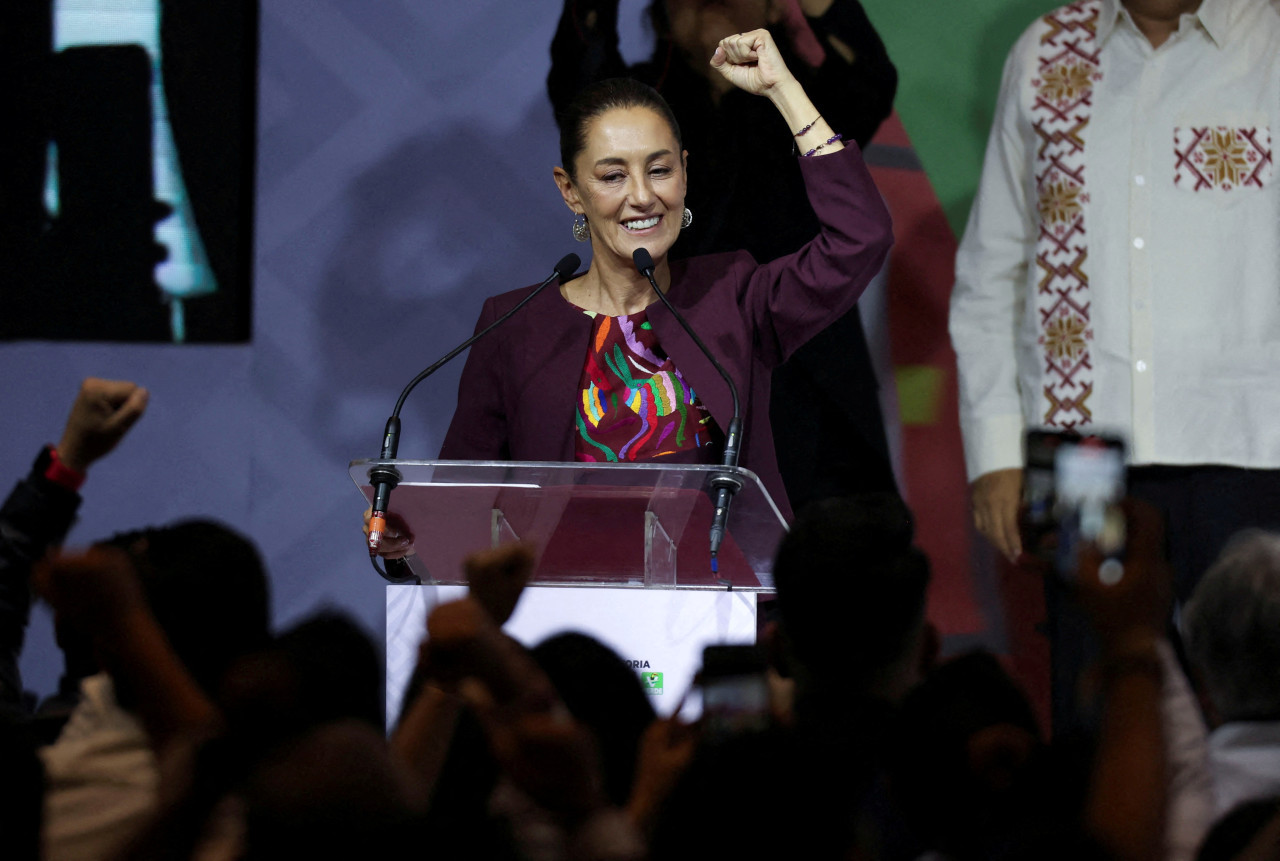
[433, 30, 891, 539]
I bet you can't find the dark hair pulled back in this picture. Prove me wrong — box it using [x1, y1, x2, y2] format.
[557, 77, 683, 179]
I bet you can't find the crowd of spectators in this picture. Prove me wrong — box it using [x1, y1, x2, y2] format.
[3, 379, 1278, 860]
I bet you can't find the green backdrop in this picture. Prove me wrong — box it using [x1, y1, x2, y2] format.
[862, 0, 1063, 235]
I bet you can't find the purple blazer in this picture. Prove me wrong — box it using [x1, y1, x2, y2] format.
[439, 143, 892, 519]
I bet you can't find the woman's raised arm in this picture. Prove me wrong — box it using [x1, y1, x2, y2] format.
[709, 28, 844, 158]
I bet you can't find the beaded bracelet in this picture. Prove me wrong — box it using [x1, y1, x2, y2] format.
[802, 133, 843, 157]
[793, 116, 821, 138]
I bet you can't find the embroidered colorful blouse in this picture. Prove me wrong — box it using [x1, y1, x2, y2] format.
[573, 308, 719, 463]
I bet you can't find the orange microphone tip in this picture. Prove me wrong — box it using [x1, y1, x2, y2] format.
[368, 513, 388, 554]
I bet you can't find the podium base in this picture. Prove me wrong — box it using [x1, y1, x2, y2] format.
[385, 584, 758, 727]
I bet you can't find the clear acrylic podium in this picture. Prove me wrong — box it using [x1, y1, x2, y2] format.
[348, 460, 788, 591]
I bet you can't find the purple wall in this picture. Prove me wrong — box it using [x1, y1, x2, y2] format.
[3, 1, 650, 698]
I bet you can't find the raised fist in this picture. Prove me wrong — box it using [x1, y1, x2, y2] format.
[709, 28, 797, 96]
[57, 378, 149, 473]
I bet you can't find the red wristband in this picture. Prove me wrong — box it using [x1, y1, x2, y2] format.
[44, 445, 86, 492]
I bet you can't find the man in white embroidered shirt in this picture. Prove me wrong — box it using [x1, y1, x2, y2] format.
[949, 0, 1280, 721]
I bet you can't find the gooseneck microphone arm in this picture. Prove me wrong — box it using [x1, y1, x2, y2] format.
[632, 248, 743, 580]
[366, 253, 582, 578]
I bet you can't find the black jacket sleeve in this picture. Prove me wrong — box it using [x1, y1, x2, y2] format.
[0, 449, 81, 710]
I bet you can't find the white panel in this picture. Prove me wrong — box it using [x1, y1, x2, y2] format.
[386, 585, 756, 730]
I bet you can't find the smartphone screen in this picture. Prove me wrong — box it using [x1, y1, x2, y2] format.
[1054, 436, 1126, 577]
[1022, 430, 1126, 577]
[700, 645, 770, 741]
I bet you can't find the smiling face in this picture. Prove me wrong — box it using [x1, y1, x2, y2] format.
[555, 106, 688, 270]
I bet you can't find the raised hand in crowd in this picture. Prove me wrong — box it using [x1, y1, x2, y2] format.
[1075, 499, 1173, 861]
[422, 592, 559, 718]
[449, 615, 643, 858]
[467, 691, 609, 828]
[34, 545, 147, 643]
[56, 378, 149, 474]
[34, 545, 218, 752]
[1074, 499, 1171, 654]
[391, 544, 536, 796]
[625, 712, 698, 835]
[1, 376, 148, 711]
[465, 542, 534, 626]
[395, 543, 643, 857]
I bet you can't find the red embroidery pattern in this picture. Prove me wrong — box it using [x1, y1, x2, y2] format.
[1174, 127, 1273, 191]
[1032, 0, 1101, 429]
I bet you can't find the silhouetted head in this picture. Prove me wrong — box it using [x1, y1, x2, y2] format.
[771, 494, 931, 699]
[1184, 529, 1280, 724]
[97, 518, 271, 705]
[530, 631, 656, 805]
[275, 610, 382, 729]
[242, 719, 425, 859]
[650, 727, 864, 859]
[893, 651, 1047, 859]
[218, 610, 383, 749]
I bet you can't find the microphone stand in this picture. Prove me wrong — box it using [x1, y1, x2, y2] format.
[366, 253, 581, 582]
[632, 248, 741, 584]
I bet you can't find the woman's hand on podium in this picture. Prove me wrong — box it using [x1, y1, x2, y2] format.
[362, 507, 415, 559]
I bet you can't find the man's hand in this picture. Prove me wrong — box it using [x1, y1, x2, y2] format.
[1074, 499, 1171, 655]
[57, 378, 149, 474]
[470, 701, 607, 824]
[627, 715, 698, 832]
[36, 545, 221, 748]
[971, 467, 1024, 562]
[423, 597, 557, 712]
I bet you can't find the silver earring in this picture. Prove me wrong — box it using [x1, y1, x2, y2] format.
[681, 207, 693, 229]
[572, 213, 590, 242]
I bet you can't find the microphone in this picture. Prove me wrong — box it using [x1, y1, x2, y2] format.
[366, 252, 581, 569]
[632, 248, 743, 581]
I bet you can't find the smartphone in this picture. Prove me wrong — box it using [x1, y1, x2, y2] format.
[1023, 430, 1127, 578]
[699, 644, 770, 741]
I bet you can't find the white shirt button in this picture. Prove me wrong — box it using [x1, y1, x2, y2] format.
[1133, 237, 1145, 249]
[1135, 300, 1146, 310]
[1135, 175, 1146, 186]
[1136, 360, 1148, 372]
